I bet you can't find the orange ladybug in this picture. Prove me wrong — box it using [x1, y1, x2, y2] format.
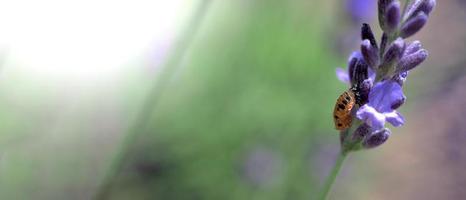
[333, 90, 356, 130]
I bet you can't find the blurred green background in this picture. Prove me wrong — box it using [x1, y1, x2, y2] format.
[0, 0, 465, 199]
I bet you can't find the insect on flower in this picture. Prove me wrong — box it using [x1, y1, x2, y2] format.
[333, 89, 356, 130]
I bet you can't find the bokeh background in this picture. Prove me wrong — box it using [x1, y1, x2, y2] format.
[0, 0, 465, 199]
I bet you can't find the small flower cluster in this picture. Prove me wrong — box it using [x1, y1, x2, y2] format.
[336, 0, 436, 152]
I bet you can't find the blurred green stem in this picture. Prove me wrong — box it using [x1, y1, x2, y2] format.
[93, 1, 211, 199]
[402, 0, 411, 17]
[317, 151, 348, 200]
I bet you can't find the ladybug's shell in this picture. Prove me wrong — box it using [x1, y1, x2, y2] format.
[333, 90, 356, 130]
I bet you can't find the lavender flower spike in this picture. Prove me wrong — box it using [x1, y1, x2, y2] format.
[332, 0, 435, 153]
[321, 1, 437, 198]
[356, 80, 405, 130]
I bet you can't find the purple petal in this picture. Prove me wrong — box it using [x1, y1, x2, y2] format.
[336, 68, 350, 84]
[385, 111, 405, 127]
[368, 80, 405, 113]
[357, 105, 386, 130]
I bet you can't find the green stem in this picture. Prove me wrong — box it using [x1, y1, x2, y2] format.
[93, 1, 212, 199]
[402, 0, 411, 19]
[317, 151, 348, 200]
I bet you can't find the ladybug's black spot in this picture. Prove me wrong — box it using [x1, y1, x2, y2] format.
[342, 100, 348, 105]
[334, 115, 339, 119]
[338, 104, 345, 110]
[337, 123, 343, 127]
[345, 96, 351, 101]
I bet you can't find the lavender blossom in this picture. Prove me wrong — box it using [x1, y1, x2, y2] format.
[334, 0, 436, 152]
[356, 80, 405, 130]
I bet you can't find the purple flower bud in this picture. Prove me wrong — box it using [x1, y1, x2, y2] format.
[405, 0, 436, 20]
[385, 1, 401, 32]
[361, 23, 378, 48]
[382, 38, 405, 67]
[396, 49, 428, 73]
[404, 41, 422, 56]
[363, 128, 391, 149]
[378, 0, 395, 31]
[400, 12, 428, 38]
[351, 58, 369, 86]
[419, 0, 436, 15]
[352, 123, 372, 142]
[347, 52, 361, 83]
[356, 80, 405, 130]
[361, 39, 379, 69]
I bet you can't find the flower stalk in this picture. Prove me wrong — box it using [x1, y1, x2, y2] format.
[317, 152, 348, 200]
[93, 1, 212, 199]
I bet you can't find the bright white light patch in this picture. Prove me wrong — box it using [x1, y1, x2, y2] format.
[0, 0, 188, 82]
